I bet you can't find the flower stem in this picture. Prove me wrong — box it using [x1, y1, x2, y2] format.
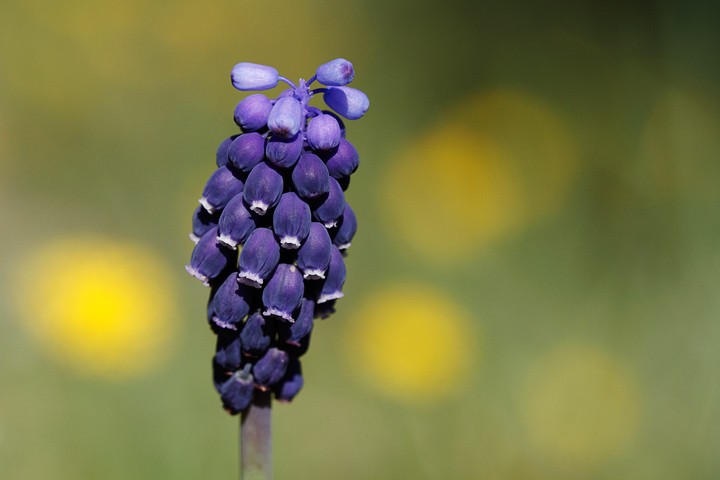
[240, 391, 272, 480]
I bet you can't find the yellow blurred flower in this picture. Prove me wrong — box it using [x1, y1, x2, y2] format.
[14, 236, 175, 379]
[520, 343, 641, 468]
[380, 89, 577, 263]
[344, 283, 477, 402]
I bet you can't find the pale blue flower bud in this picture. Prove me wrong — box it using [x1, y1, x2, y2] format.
[231, 62, 279, 91]
[316, 58, 355, 86]
[268, 96, 303, 138]
[323, 86, 369, 120]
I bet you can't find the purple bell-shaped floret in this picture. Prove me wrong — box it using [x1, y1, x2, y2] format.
[227, 132, 265, 173]
[190, 205, 218, 244]
[240, 311, 273, 357]
[186, 227, 235, 286]
[323, 86, 369, 120]
[253, 348, 290, 389]
[317, 246, 346, 304]
[280, 298, 315, 345]
[217, 193, 257, 249]
[332, 203, 357, 250]
[214, 330, 243, 371]
[323, 138, 359, 180]
[273, 192, 311, 250]
[312, 177, 345, 228]
[243, 162, 284, 216]
[220, 366, 255, 414]
[234, 94, 273, 132]
[231, 62, 279, 91]
[262, 264, 304, 322]
[297, 222, 332, 280]
[265, 133, 303, 169]
[237, 228, 280, 288]
[199, 166, 245, 213]
[215, 134, 239, 168]
[268, 96, 303, 138]
[273, 358, 304, 402]
[210, 273, 254, 329]
[291, 153, 330, 201]
[315, 58, 355, 86]
[306, 114, 341, 152]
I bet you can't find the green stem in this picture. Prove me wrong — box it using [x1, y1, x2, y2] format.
[240, 390, 272, 480]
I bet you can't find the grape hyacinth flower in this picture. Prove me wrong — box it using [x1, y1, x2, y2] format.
[186, 58, 368, 479]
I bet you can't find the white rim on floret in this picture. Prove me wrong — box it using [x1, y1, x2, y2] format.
[250, 201, 269, 215]
[212, 316, 238, 330]
[280, 236, 301, 249]
[237, 270, 264, 288]
[302, 268, 326, 280]
[263, 308, 295, 323]
[317, 291, 344, 304]
[337, 242, 351, 250]
[198, 197, 216, 213]
[189, 233, 200, 244]
[185, 265, 210, 287]
[217, 233, 238, 249]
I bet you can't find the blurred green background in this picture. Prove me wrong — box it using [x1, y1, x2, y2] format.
[2, 0, 720, 479]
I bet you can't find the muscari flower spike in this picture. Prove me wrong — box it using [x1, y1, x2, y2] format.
[187, 58, 367, 415]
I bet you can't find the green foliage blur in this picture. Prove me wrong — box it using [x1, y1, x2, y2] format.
[1, 1, 720, 479]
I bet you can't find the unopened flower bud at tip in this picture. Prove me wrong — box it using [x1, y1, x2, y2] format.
[231, 62, 279, 91]
[316, 58, 355, 86]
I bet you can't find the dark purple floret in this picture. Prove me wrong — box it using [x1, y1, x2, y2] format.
[234, 94, 273, 132]
[306, 114, 341, 152]
[191, 205, 218, 244]
[323, 138, 359, 180]
[217, 193, 257, 249]
[268, 96, 303, 138]
[200, 166, 245, 213]
[314, 300, 336, 319]
[237, 228, 280, 288]
[323, 86, 369, 120]
[213, 359, 231, 393]
[265, 133, 303, 169]
[316, 58, 355, 87]
[262, 264, 304, 322]
[273, 192, 311, 250]
[231, 62, 279, 91]
[292, 153, 330, 200]
[253, 348, 290, 389]
[240, 311, 273, 357]
[210, 273, 254, 329]
[216, 135, 239, 168]
[243, 162, 284, 216]
[312, 177, 345, 228]
[214, 330, 243, 371]
[273, 358, 303, 402]
[227, 132, 266, 173]
[332, 203, 357, 250]
[186, 227, 236, 286]
[220, 367, 255, 414]
[279, 298, 314, 345]
[297, 222, 332, 280]
[317, 246, 346, 304]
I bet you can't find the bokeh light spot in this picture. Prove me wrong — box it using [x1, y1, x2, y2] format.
[381, 89, 577, 263]
[344, 284, 477, 402]
[520, 343, 641, 467]
[14, 236, 176, 379]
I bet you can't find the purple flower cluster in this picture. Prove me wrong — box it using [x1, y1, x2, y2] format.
[186, 59, 367, 415]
